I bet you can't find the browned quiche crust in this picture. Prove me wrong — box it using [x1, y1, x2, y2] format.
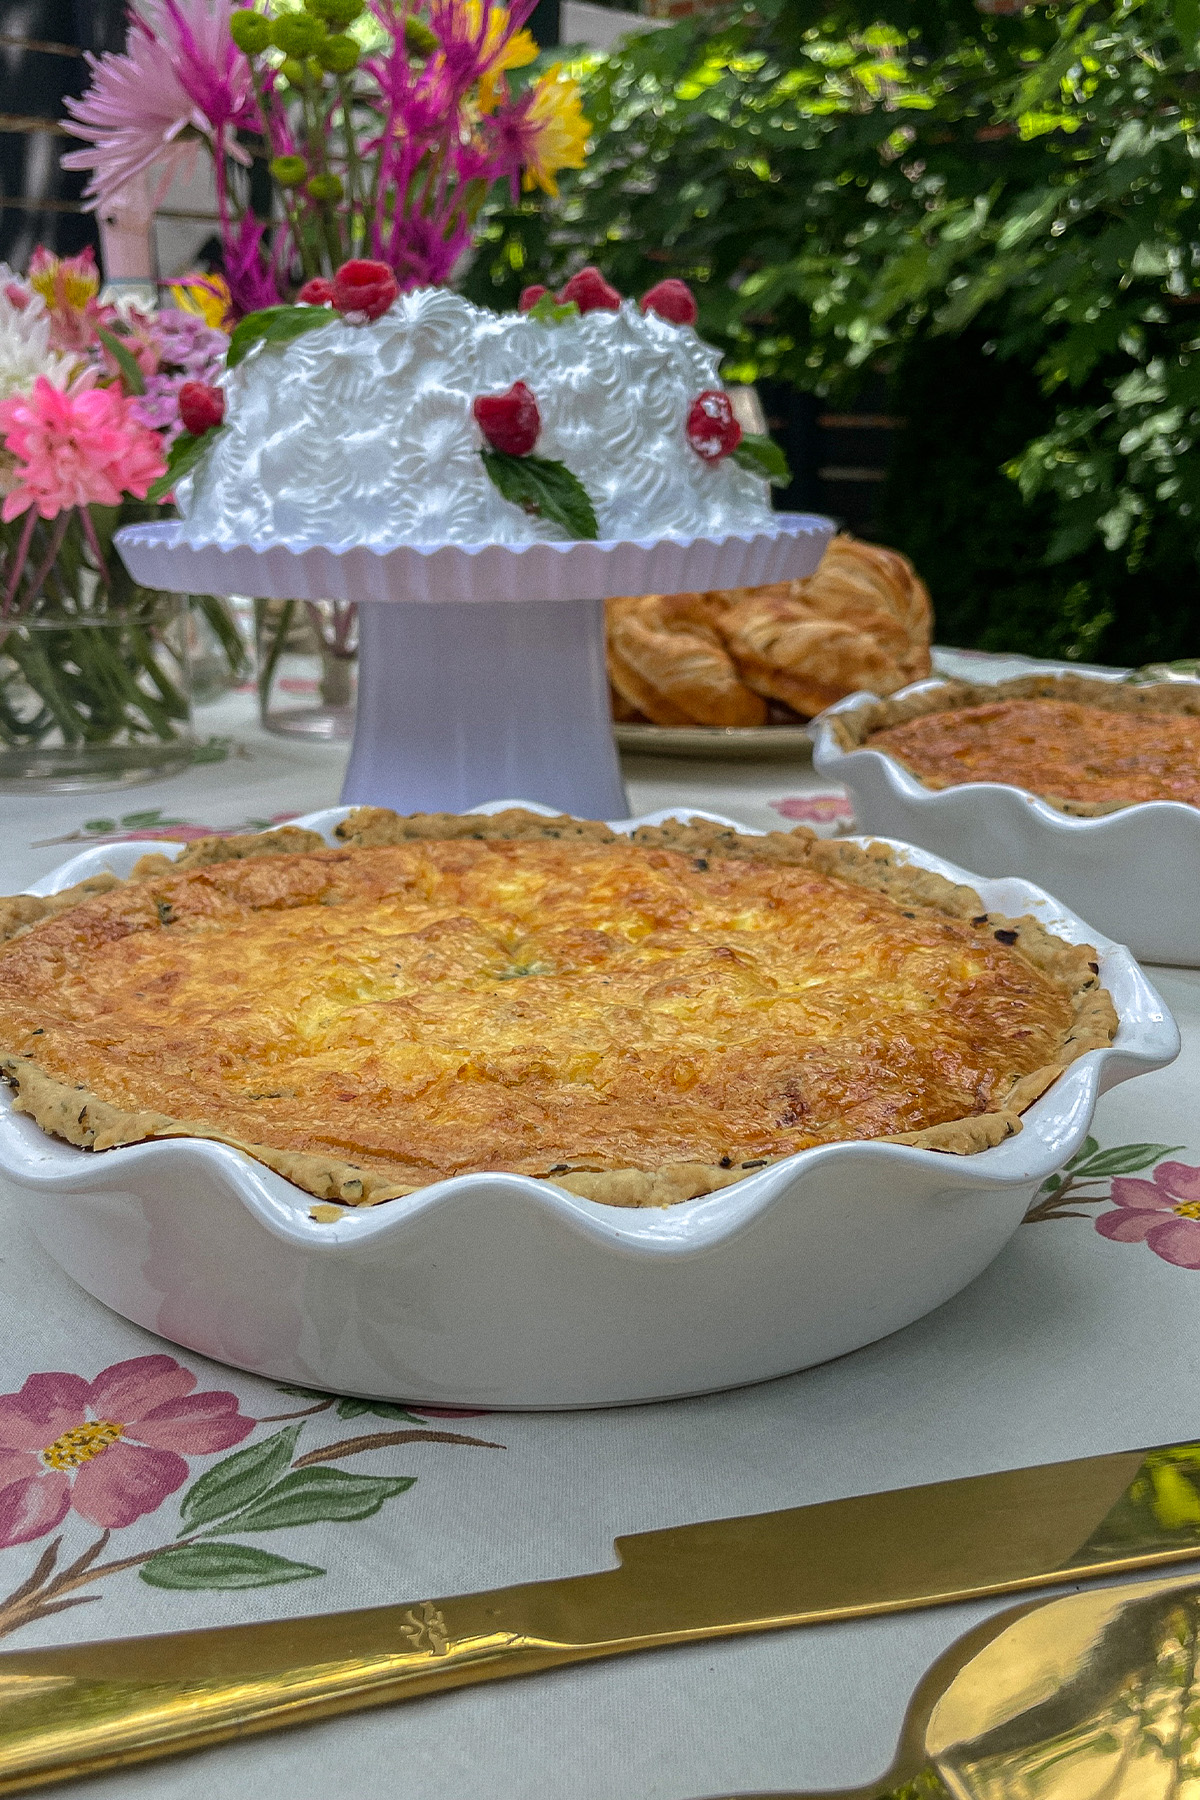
[830, 673, 1200, 815]
[0, 808, 1116, 1211]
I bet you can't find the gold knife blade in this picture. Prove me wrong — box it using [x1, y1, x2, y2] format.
[2, 1437, 1200, 1794]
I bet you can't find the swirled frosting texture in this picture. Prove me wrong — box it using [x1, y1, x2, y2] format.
[176, 288, 772, 548]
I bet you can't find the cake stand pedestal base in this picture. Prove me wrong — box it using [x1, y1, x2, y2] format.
[341, 594, 629, 819]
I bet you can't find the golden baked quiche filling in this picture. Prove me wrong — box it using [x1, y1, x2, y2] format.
[0, 809, 1115, 1210]
[838, 673, 1200, 815]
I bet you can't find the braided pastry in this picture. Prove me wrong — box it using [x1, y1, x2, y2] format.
[608, 535, 933, 726]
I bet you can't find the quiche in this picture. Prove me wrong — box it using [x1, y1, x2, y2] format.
[833, 673, 1200, 815]
[0, 809, 1115, 1213]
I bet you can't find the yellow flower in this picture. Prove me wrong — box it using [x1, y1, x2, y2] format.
[168, 274, 235, 332]
[28, 248, 100, 315]
[471, 4, 538, 114]
[520, 67, 590, 197]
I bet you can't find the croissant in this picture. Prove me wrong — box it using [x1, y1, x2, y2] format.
[719, 595, 906, 719]
[607, 536, 933, 727]
[791, 535, 933, 684]
[606, 592, 768, 727]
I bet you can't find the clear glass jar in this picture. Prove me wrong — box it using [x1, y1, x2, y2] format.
[254, 598, 357, 740]
[0, 593, 194, 792]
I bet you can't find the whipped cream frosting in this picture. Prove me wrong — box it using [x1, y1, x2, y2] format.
[176, 287, 772, 549]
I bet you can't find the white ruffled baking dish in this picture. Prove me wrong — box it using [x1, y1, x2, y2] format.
[0, 805, 1178, 1409]
[113, 512, 833, 606]
[812, 681, 1200, 967]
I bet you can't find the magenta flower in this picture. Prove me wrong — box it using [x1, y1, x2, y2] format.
[1096, 1161, 1200, 1267]
[0, 1355, 253, 1548]
[0, 377, 167, 520]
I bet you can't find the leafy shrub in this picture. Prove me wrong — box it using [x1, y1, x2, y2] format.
[465, 0, 1200, 663]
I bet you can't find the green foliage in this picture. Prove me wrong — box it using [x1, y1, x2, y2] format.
[465, 0, 1200, 662]
[140, 1543, 324, 1590]
[178, 1426, 303, 1532]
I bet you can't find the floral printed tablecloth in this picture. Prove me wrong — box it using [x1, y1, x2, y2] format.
[0, 655, 1197, 1800]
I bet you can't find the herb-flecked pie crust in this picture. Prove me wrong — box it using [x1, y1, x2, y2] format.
[831, 672, 1200, 815]
[0, 808, 1116, 1213]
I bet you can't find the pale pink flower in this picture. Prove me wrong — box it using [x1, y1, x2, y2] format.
[0, 1354, 253, 1548]
[61, 0, 256, 215]
[0, 377, 167, 521]
[1096, 1162, 1200, 1268]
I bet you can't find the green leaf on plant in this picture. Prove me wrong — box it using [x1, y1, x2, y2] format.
[199, 1466, 416, 1535]
[178, 1425, 302, 1532]
[336, 1398, 425, 1422]
[227, 304, 332, 369]
[140, 1542, 323, 1591]
[1063, 1135, 1100, 1169]
[1067, 1143, 1185, 1180]
[525, 295, 580, 325]
[147, 426, 224, 504]
[731, 433, 791, 488]
[1174, 0, 1200, 47]
[481, 449, 598, 539]
[95, 325, 146, 397]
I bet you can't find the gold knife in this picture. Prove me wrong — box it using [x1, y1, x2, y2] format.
[3, 1437, 1200, 1794]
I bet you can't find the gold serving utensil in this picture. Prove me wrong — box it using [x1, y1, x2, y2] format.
[4, 1438, 1200, 1793]
[709, 1571, 1200, 1799]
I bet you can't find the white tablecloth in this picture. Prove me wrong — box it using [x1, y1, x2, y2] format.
[1, 655, 1195, 1800]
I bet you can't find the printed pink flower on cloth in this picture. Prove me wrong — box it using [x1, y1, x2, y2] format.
[0, 1355, 253, 1548]
[0, 376, 166, 520]
[1096, 1162, 1200, 1267]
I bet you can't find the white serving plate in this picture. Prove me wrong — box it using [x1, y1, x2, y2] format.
[615, 721, 814, 762]
[114, 512, 833, 606]
[0, 806, 1177, 1409]
[812, 682, 1200, 968]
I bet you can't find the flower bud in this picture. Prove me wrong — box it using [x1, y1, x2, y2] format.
[403, 16, 439, 56]
[305, 0, 364, 21]
[270, 154, 308, 188]
[317, 32, 360, 72]
[306, 172, 344, 203]
[279, 55, 307, 84]
[271, 13, 326, 55]
[230, 9, 272, 53]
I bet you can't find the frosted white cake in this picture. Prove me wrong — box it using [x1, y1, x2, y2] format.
[176, 287, 772, 548]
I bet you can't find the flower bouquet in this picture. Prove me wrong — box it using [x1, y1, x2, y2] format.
[62, 0, 591, 736]
[0, 250, 245, 789]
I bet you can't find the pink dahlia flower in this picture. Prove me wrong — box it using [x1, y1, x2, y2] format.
[0, 376, 167, 521]
[0, 1354, 253, 1548]
[1096, 1161, 1200, 1267]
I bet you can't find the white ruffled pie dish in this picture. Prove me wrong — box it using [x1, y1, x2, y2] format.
[0, 805, 1178, 1409]
[812, 680, 1200, 968]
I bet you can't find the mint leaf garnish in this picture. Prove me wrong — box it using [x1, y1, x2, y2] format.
[525, 295, 581, 325]
[148, 425, 224, 503]
[227, 304, 332, 369]
[482, 449, 599, 539]
[732, 432, 791, 488]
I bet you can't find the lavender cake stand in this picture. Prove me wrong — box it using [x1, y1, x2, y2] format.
[115, 515, 834, 819]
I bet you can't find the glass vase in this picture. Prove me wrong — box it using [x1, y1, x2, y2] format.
[0, 592, 194, 791]
[255, 598, 357, 740]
